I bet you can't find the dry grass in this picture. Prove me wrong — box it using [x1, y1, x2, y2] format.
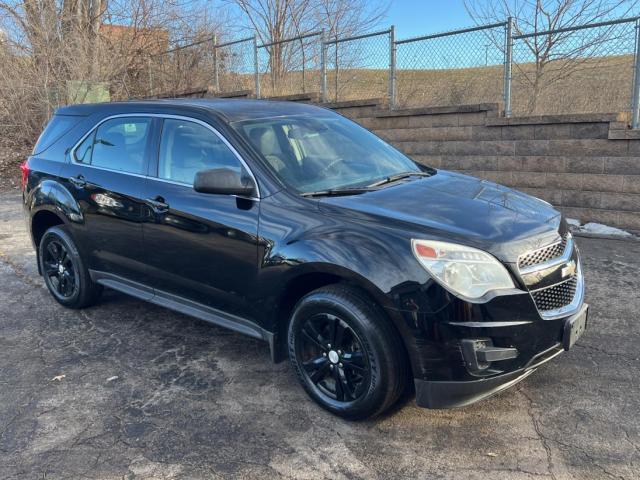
[204, 54, 635, 116]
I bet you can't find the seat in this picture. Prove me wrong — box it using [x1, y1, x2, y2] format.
[249, 127, 287, 174]
[169, 128, 206, 184]
[93, 131, 143, 173]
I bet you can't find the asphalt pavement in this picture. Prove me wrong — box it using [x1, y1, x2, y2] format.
[0, 190, 639, 479]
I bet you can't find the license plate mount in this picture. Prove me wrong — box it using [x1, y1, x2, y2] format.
[563, 306, 588, 351]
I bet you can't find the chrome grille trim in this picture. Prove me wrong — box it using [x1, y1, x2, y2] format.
[516, 232, 584, 320]
[519, 234, 574, 275]
[532, 264, 584, 320]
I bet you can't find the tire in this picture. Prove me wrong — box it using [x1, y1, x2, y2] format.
[288, 285, 408, 420]
[39, 225, 102, 309]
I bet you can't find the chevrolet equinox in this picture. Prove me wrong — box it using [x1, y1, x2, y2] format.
[22, 99, 588, 419]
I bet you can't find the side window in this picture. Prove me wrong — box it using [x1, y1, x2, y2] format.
[34, 114, 84, 155]
[89, 117, 151, 175]
[74, 130, 95, 164]
[158, 119, 242, 185]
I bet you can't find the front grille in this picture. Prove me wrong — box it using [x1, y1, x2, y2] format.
[531, 276, 578, 312]
[518, 232, 568, 269]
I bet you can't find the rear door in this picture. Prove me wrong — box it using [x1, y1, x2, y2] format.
[60, 115, 157, 287]
[141, 116, 260, 319]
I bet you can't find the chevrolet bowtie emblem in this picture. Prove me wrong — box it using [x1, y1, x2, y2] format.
[561, 260, 577, 278]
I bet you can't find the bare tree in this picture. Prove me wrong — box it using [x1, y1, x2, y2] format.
[225, 0, 387, 94]
[465, 0, 639, 113]
[0, 0, 225, 143]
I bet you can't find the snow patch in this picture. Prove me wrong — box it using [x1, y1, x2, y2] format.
[567, 218, 633, 237]
[580, 222, 632, 237]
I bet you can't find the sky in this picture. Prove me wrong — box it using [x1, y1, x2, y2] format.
[384, 0, 475, 40]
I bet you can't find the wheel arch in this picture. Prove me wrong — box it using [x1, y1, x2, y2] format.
[27, 178, 84, 270]
[270, 263, 413, 379]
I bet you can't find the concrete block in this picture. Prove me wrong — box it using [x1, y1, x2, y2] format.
[498, 156, 523, 171]
[456, 141, 515, 156]
[502, 125, 535, 140]
[600, 192, 640, 212]
[581, 174, 624, 193]
[604, 157, 640, 175]
[520, 156, 566, 173]
[512, 171, 547, 188]
[534, 124, 573, 140]
[617, 211, 640, 230]
[570, 123, 609, 139]
[515, 140, 550, 156]
[566, 157, 605, 174]
[623, 175, 640, 194]
[471, 126, 502, 140]
[545, 173, 583, 190]
[457, 112, 486, 126]
[561, 191, 601, 208]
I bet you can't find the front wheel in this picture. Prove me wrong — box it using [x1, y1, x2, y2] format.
[39, 225, 102, 309]
[288, 285, 408, 420]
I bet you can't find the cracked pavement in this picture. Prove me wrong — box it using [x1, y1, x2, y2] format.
[0, 189, 639, 479]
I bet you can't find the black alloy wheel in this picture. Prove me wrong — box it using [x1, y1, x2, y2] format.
[298, 312, 370, 403]
[39, 226, 102, 309]
[288, 285, 408, 420]
[42, 239, 77, 299]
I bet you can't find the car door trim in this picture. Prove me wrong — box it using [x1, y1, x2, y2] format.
[89, 269, 274, 345]
[69, 113, 261, 200]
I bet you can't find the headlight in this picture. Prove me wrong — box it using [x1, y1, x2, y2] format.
[411, 239, 515, 300]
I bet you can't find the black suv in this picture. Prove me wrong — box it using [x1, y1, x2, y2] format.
[22, 99, 587, 419]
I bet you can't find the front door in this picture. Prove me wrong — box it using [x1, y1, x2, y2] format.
[142, 117, 260, 319]
[60, 116, 156, 287]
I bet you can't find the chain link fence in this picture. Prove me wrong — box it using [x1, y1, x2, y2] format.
[256, 31, 323, 98]
[395, 22, 507, 109]
[214, 36, 256, 94]
[139, 16, 640, 126]
[148, 37, 216, 96]
[511, 17, 638, 118]
[323, 28, 393, 103]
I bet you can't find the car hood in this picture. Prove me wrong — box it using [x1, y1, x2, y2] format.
[319, 170, 563, 261]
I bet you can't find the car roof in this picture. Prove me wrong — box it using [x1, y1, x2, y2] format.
[55, 98, 332, 123]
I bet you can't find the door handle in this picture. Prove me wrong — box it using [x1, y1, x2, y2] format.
[146, 196, 169, 213]
[69, 175, 86, 188]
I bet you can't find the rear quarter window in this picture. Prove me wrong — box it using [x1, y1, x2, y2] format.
[33, 115, 84, 155]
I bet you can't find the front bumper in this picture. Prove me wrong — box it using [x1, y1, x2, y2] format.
[415, 343, 563, 408]
[414, 303, 588, 408]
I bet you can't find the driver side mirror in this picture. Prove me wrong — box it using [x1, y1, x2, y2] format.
[193, 168, 257, 197]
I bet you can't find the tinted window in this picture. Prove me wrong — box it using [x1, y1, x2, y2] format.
[233, 114, 420, 193]
[158, 119, 241, 185]
[90, 117, 151, 174]
[74, 131, 94, 164]
[33, 115, 84, 155]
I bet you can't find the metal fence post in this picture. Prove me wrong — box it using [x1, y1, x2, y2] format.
[147, 57, 153, 97]
[320, 30, 327, 102]
[632, 19, 640, 128]
[213, 34, 220, 93]
[503, 17, 513, 117]
[253, 35, 261, 99]
[389, 25, 397, 109]
[334, 35, 339, 102]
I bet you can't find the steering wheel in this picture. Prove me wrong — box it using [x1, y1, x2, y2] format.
[319, 158, 348, 176]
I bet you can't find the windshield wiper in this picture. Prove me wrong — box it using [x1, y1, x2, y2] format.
[300, 187, 375, 198]
[367, 171, 432, 188]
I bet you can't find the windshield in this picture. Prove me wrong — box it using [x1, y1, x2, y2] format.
[232, 114, 424, 193]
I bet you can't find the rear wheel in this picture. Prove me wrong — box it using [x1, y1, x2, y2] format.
[288, 285, 407, 420]
[39, 226, 102, 309]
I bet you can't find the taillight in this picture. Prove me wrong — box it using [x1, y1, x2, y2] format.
[20, 160, 30, 191]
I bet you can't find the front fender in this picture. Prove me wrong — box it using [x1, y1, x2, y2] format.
[256, 211, 435, 372]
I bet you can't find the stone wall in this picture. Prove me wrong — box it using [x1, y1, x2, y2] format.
[322, 99, 640, 232]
